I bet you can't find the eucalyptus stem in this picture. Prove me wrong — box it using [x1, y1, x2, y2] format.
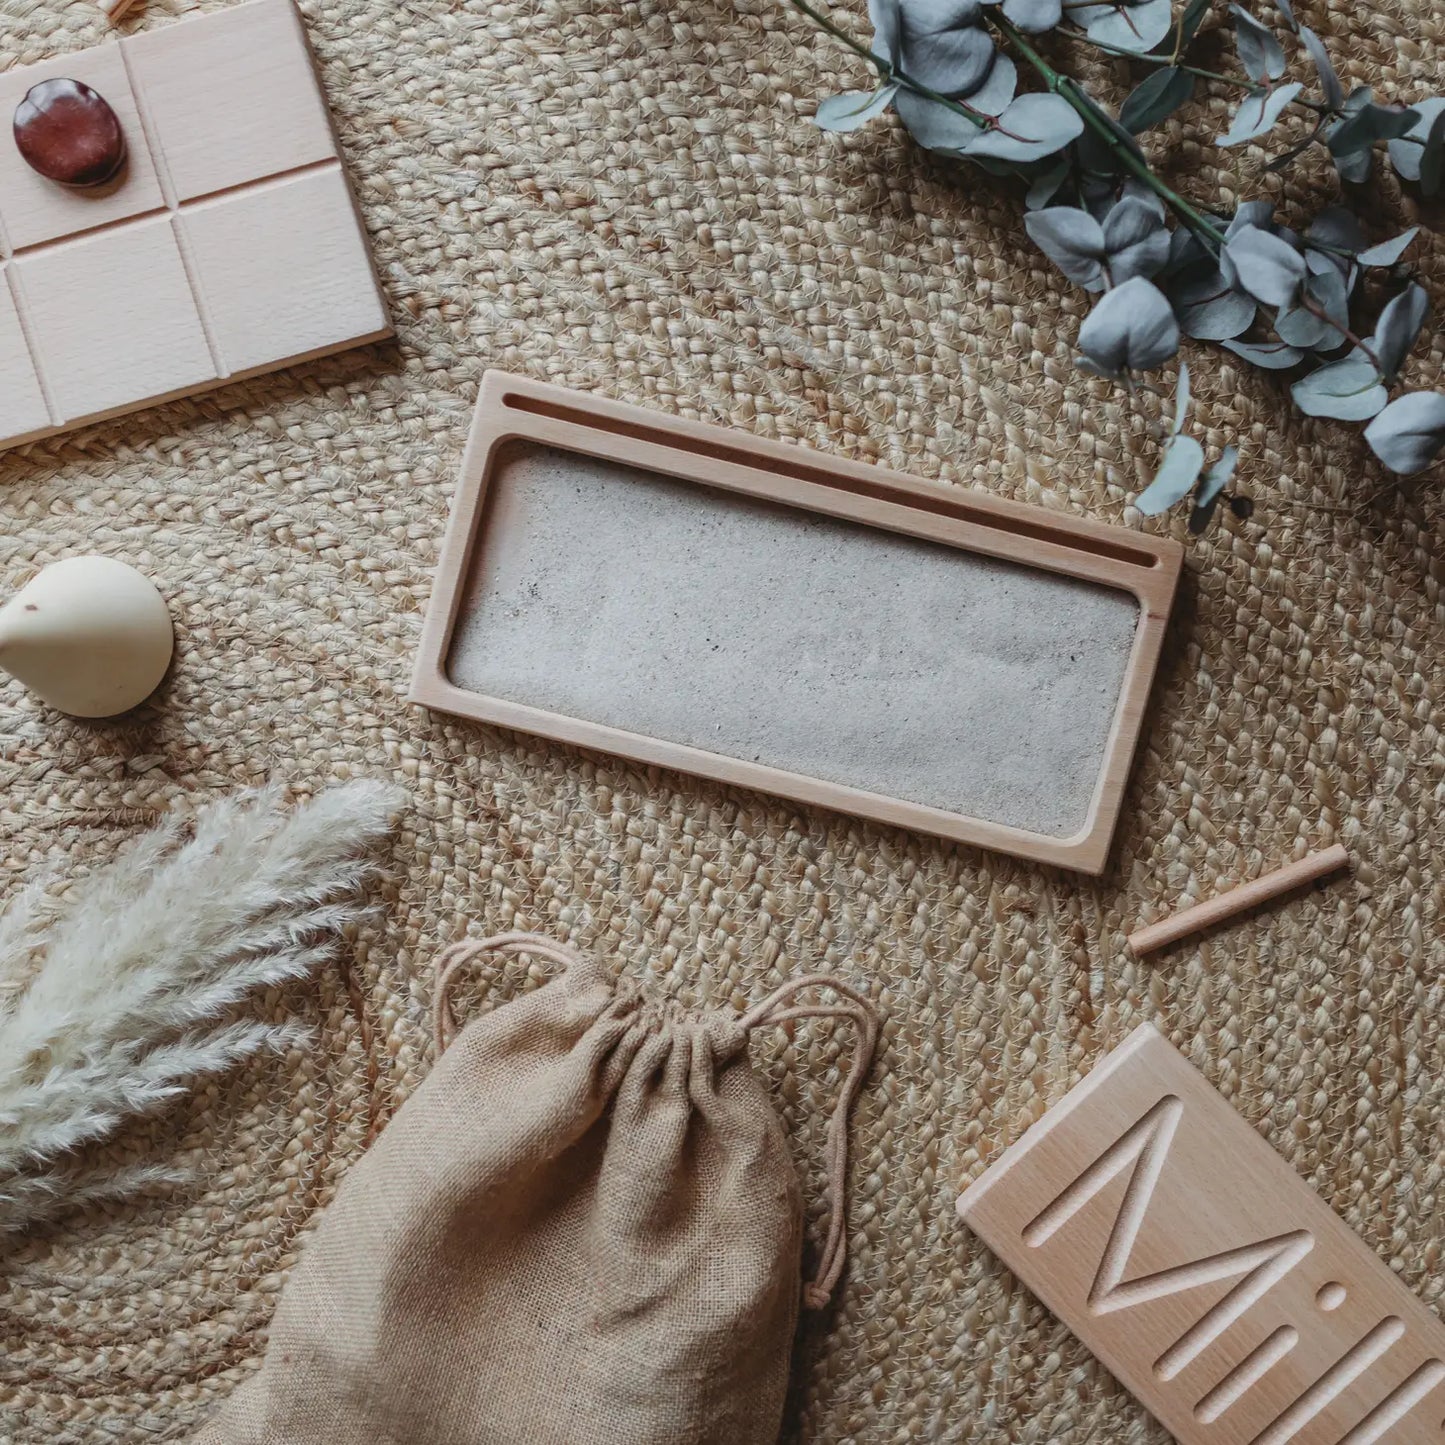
[1300, 297, 1381, 371]
[784, 0, 889, 76]
[988, 14, 1229, 250]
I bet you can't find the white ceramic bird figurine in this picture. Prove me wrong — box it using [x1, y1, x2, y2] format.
[0, 556, 173, 717]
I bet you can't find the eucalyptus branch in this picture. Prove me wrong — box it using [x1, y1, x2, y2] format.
[991, 14, 1227, 248]
[785, 0, 1445, 518]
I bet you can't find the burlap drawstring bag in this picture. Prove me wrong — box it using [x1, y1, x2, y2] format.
[192, 931, 880, 1445]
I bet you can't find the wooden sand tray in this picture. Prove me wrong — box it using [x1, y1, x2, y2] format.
[412, 374, 1183, 871]
[0, 0, 389, 450]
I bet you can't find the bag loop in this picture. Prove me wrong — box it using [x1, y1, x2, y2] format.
[739, 975, 880, 1309]
[433, 931, 584, 1052]
[433, 934, 880, 1309]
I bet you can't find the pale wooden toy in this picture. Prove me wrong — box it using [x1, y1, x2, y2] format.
[410, 372, 1184, 873]
[957, 1024, 1445, 1444]
[1128, 843, 1350, 956]
[0, 556, 172, 716]
[0, 0, 389, 449]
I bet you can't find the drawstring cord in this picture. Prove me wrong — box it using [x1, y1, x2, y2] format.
[740, 975, 880, 1309]
[433, 933, 881, 1311]
[433, 931, 582, 1053]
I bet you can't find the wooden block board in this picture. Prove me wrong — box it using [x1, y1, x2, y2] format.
[956, 1025, 1445, 1443]
[0, 0, 389, 450]
[410, 372, 1183, 873]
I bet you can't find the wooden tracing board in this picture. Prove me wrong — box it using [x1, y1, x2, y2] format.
[0, 0, 389, 450]
[957, 1025, 1445, 1443]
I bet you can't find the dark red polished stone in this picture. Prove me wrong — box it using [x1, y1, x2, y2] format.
[13, 78, 126, 188]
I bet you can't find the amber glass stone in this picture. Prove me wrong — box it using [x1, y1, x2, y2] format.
[13, 78, 126, 188]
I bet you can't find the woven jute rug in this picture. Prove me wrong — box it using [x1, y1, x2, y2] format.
[2, 0, 1442, 1438]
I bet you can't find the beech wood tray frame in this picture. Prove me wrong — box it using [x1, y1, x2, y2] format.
[412, 372, 1184, 873]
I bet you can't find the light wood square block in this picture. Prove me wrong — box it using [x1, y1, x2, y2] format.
[0, 0, 388, 450]
[0, 45, 165, 252]
[0, 271, 53, 440]
[178, 166, 389, 377]
[123, 0, 338, 202]
[12, 216, 216, 424]
[957, 1024, 1445, 1444]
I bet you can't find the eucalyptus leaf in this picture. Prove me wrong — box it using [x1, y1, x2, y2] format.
[962, 92, 1084, 161]
[815, 86, 899, 133]
[1275, 267, 1348, 349]
[899, 0, 995, 95]
[1173, 359, 1191, 435]
[1172, 268, 1257, 340]
[1335, 145, 1373, 184]
[1422, 108, 1445, 196]
[1364, 391, 1445, 473]
[868, 0, 904, 66]
[1135, 433, 1205, 514]
[1120, 179, 1167, 220]
[1305, 205, 1364, 257]
[1372, 282, 1429, 381]
[1230, 4, 1287, 83]
[1329, 86, 1378, 179]
[1080, 0, 1174, 54]
[1328, 99, 1420, 156]
[1189, 445, 1241, 533]
[1077, 276, 1180, 374]
[1305, 248, 1348, 279]
[1290, 355, 1387, 420]
[894, 88, 983, 150]
[1198, 446, 1240, 505]
[1165, 226, 1208, 274]
[1000, 0, 1063, 31]
[1025, 206, 1106, 285]
[1074, 127, 1116, 178]
[1120, 66, 1194, 134]
[1102, 195, 1170, 282]
[1273, 308, 1331, 350]
[1079, 172, 1118, 219]
[1298, 27, 1343, 111]
[1174, 0, 1212, 49]
[1385, 95, 1445, 180]
[963, 53, 1018, 115]
[1221, 337, 1305, 368]
[1270, 0, 1297, 33]
[1226, 201, 1275, 238]
[1217, 82, 1303, 147]
[1224, 225, 1307, 308]
[1357, 227, 1419, 267]
[1024, 158, 1071, 210]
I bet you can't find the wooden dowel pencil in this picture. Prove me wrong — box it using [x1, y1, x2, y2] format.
[1127, 843, 1350, 958]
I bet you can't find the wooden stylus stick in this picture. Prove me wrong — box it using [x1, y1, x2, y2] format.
[1127, 843, 1350, 957]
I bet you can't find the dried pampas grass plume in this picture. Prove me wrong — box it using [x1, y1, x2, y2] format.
[0, 780, 403, 1235]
